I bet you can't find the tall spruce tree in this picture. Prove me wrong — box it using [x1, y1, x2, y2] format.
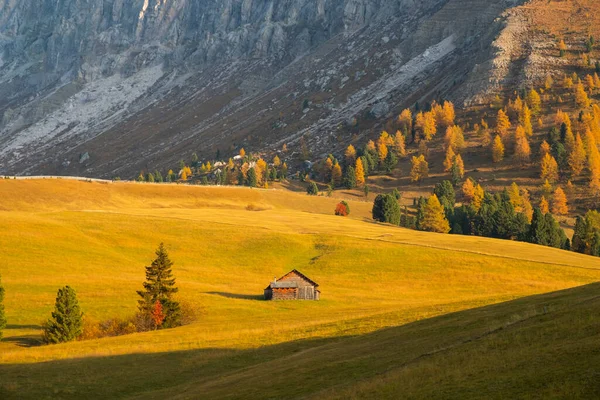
[137, 243, 181, 329]
[372, 194, 401, 225]
[0, 274, 6, 340]
[43, 286, 83, 344]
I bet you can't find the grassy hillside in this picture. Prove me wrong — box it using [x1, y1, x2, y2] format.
[0, 179, 599, 399]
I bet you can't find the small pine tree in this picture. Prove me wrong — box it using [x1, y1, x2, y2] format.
[247, 168, 258, 187]
[0, 274, 6, 340]
[372, 194, 401, 225]
[307, 182, 319, 196]
[43, 286, 84, 344]
[343, 166, 357, 189]
[137, 243, 181, 329]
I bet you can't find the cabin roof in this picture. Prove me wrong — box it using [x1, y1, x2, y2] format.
[268, 281, 298, 289]
[278, 269, 319, 287]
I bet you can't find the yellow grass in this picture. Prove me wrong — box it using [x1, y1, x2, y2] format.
[0, 179, 599, 398]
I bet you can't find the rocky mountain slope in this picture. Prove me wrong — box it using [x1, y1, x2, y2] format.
[0, 0, 525, 177]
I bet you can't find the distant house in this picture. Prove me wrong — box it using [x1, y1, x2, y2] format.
[264, 270, 320, 301]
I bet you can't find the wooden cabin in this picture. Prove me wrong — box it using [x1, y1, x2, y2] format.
[264, 270, 320, 301]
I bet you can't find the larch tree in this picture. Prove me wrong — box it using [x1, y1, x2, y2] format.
[410, 155, 429, 183]
[443, 146, 456, 172]
[526, 89, 542, 115]
[473, 184, 485, 211]
[568, 133, 587, 177]
[420, 195, 451, 233]
[445, 125, 465, 153]
[398, 109, 413, 135]
[332, 163, 343, 187]
[43, 286, 84, 344]
[345, 144, 357, 167]
[514, 125, 531, 165]
[377, 142, 389, 163]
[453, 155, 465, 181]
[273, 155, 281, 168]
[0, 274, 5, 340]
[395, 131, 406, 158]
[552, 187, 569, 215]
[539, 196, 550, 215]
[575, 82, 591, 109]
[423, 111, 437, 140]
[545, 75, 554, 90]
[540, 140, 551, 157]
[586, 74, 595, 91]
[355, 158, 366, 186]
[520, 105, 533, 137]
[137, 243, 181, 329]
[492, 135, 505, 163]
[496, 109, 511, 137]
[462, 178, 476, 203]
[540, 153, 559, 183]
[239, 148, 246, 158]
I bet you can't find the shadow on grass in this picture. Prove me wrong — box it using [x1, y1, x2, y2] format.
[6, 324, 42, 330]
[206, 291, 265, 301]
[2, 335, 43, 348]
[1, 283, 599, 399]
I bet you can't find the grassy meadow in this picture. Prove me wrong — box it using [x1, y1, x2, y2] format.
[1, 179, 600, 399]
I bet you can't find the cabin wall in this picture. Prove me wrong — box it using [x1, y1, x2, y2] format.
[264, 288, 273, 300]
[272, 288, 298, 300]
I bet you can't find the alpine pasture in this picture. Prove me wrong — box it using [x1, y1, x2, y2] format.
[1, 179, 599, 399]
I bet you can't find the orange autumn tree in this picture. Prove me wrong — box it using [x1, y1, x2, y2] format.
[472, 184, 485, 211]
[526, 89, 542, 116]
[410, 155, 429, 183]
[335, 201, 350, 217]
[151, 300, 165, 330]
[420, 195, 451, 233]
[331, 162, 343, 187]
[540, 140, 551, 157]
[462, 178, 476, 202]
[239, 148, 246, 158]
[552, 187, 569, 216]
[575, 82, 591, 109]
[520, 105, 533, 137]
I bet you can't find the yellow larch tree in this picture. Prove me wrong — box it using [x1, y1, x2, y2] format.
[398, 109, 413, 134]
[540, 140, 551, 157]
[239, 148, 246, 158]
[355, 158, 365, 186]
[526, 89, 542, 115]
[345, 145, 357, 165]
[454, 154, 465, 179]
[551, 187, 569, 216]
[377, 142, 389, 163]
[462, 178, 476, 202]
[492, 135, 505, 163]
[586, 74, 595, 91]
[410, 155, 429, 183]
[540, 153, 559, 183]
[444, 125, 465, 153]
[514, 125, 531, 165]
[519, 105, 533, 137]
[255, 158, 267, 186]
[575, 82, 591, 109]
[331, 162, 343, 187]
[423, 111, 437, 140]
[539, 196, 550, 214]
[443, 146, 456, 172]
[366, 140, 376, 152]
[545, 75, 554, 90]
[395, 131, 406, 158]
[273, 155, 281, 167]
[521, 189, 534, 222]
[472, 184, 485, 211]
[496, 109, 511, 137]
[420, 195, 451, 233]
[568, 133, 586, 177]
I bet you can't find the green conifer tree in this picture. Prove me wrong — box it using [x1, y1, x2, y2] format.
[43, 286, 83, 344]
[137, 244, 181, 329]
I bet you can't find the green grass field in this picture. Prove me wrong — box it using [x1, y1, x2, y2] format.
[1, 179, 599, 399]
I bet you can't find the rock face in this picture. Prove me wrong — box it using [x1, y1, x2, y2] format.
[0, 0, 524, 177]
